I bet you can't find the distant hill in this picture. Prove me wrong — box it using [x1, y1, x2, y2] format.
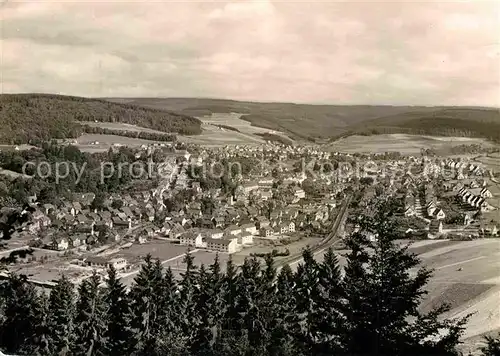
[105, 98, 500, 142]
[338, 108, 500, 142]
[0, 94, 202, 144]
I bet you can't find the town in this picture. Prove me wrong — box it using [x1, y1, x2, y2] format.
[1, 140, 499, 291]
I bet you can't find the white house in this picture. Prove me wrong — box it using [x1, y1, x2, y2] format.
[276, 223, 289, 235]
[108, 257, 128, 271]
[237, 232, 253, 246]
[206, 237, 239, 254]
[208, 229, 224, 239]
[260, 227, 273, 237]
[404, 207, 416, 217]
[180, 231, 204, 248]
[52, 237, 69, 251]
[481, 188, 493, 198]
[294, 187, 306, 199]
[434, 209, 446, 220]
[241, 223, 258, 235]
[225, 225, 241, 236]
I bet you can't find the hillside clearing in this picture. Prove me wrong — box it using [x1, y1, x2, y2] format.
[178, 122, 265, 147]
[79, 121, 168, 134]
[74, 134, 165, 152]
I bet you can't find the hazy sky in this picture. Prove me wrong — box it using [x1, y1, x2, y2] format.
[1, 0, 499, 106]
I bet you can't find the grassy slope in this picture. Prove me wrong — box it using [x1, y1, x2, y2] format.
[0, 94, 202, 144]
[106, 98, 499, 143]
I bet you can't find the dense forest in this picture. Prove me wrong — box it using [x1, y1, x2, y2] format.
[1, 206, 499, 356]
[0, 94, 201, 144]
[81, 125, 177, 142]
[0, 143, 164, 207]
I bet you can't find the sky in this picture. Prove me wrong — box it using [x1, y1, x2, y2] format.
[0, 0, 499, 106]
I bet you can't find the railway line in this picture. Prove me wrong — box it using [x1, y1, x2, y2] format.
[275, 195, 352, 268]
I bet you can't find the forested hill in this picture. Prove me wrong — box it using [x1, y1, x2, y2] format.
[106, 97, 500, 142]
[336, 107, 500, 142]
[0, 94, 202, 144]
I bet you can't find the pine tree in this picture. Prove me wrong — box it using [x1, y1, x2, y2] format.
[47, 275, 75, 356]
[156, 266, 188, 356]
[0, 274, 46, 355]
[340, 230, 469, 356]
[178, 251, 200, 343]
[31, 291, 51, 356]
[129, 254, 164, 356]
[72, 272, 106, 356]
[103, 266, 133, 356]
[315, 247, 344, 354]
[255, 255, 278, 352]
[481, 334, 500, 356]
[293, 248, 322, 355]
[236, 257, 268, 354]
[268, 264, 300, 356]
[217, 256, 241, 353]
[191, 255, 225, 356]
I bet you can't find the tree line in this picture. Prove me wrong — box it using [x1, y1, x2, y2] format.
[81, 125, 178, 142]
[1, 213, 499, 356]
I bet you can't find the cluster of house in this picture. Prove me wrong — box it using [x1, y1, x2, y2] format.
[399, 172, 500, 238]
[21, 189, 171, 251]
[16, 161, 337, 256]
[441, 159, 485, 178]
[445, 179, 496, 212]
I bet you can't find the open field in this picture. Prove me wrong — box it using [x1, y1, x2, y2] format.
[0, 167, 33, 180]
[118, 241, 187, 262]
[74, 133, 163, 152]
[198, 113, 293, 141]
[178, 122, 265, 146]
[474, 154, 500, 171]
[163, 249, 231, 271]
[410, 239, 500, 347]
[80, 117, 273, 147]
[198, 113, 276, 135]
[414, 239, 500, 354]
[327, 134, 498, 155]
[79, 121, 167, 134]
[0, 144, 36, 151]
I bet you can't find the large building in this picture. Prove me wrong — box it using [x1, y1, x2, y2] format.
[206, 237, 238, 254]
